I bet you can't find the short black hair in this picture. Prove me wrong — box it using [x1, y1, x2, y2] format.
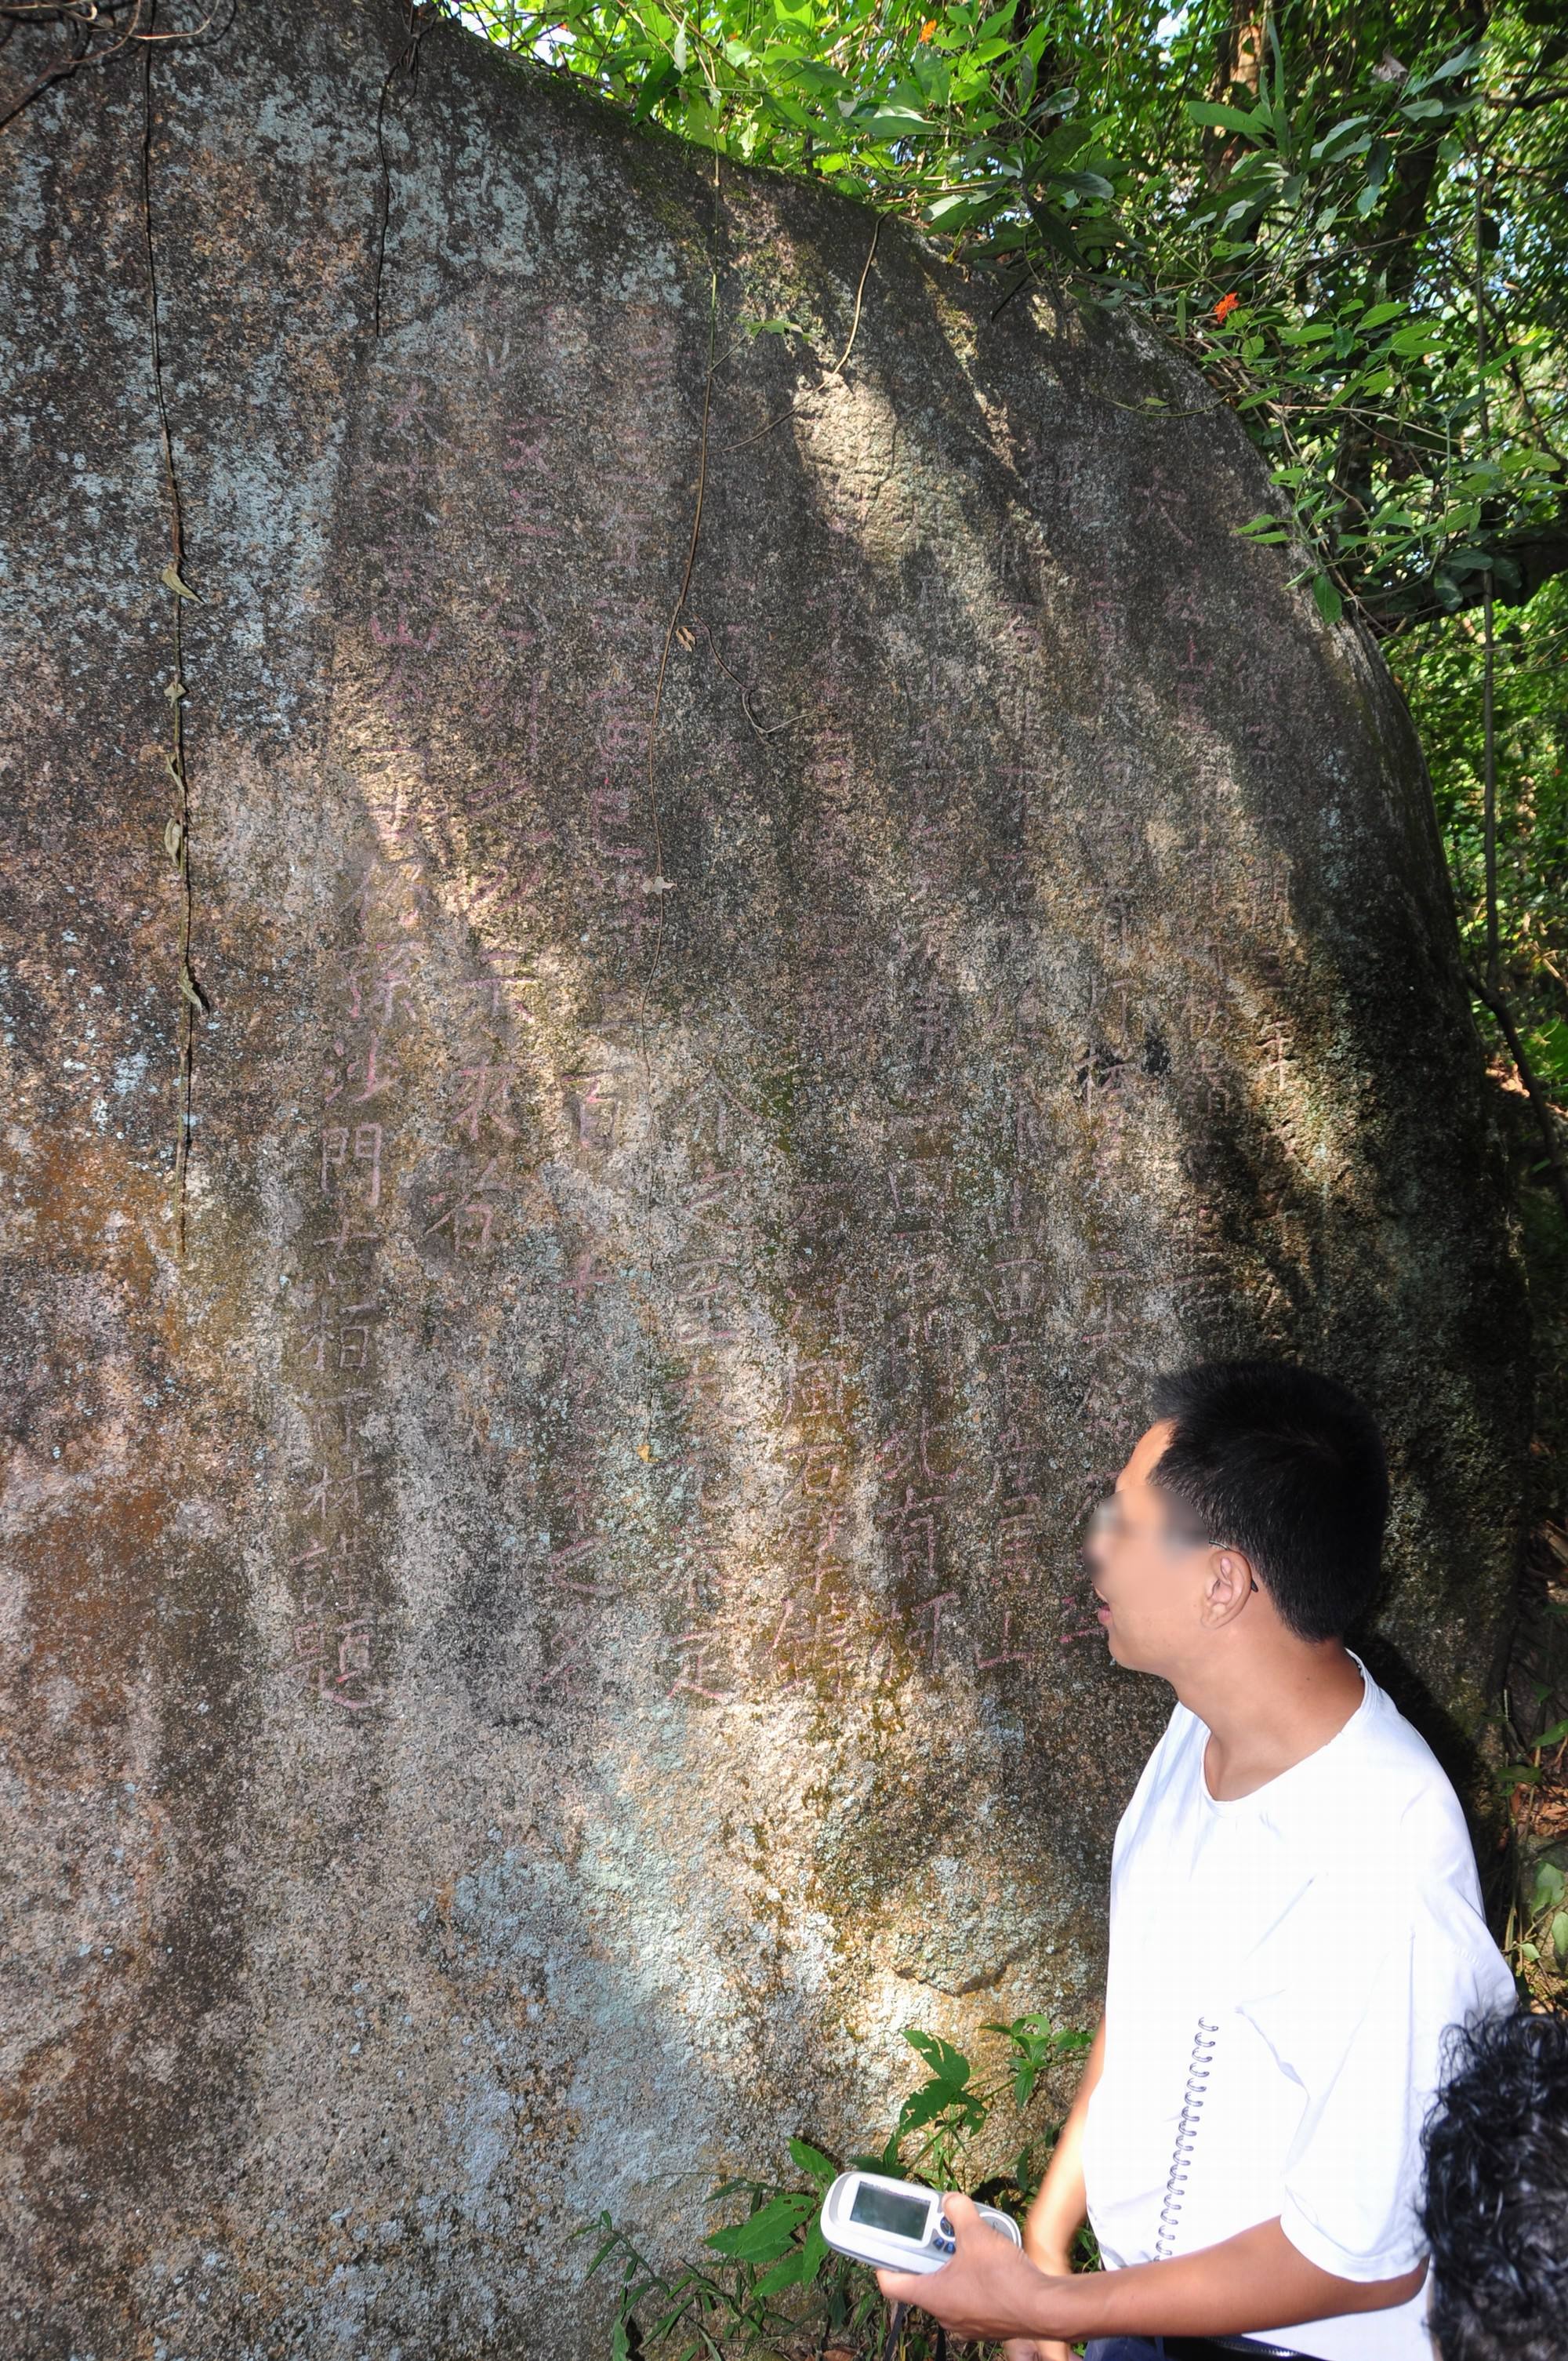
[1420, 2005, 1568, 2361]
[1147, 1359, 1388, 1642]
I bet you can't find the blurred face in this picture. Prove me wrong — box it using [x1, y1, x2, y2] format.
[1086, 1419, 1251, 1673]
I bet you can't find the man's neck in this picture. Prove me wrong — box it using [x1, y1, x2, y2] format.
[1176, 1640, 1367, 1802]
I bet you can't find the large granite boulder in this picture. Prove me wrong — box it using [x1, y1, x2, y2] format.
[0, 2, 1526, 2352]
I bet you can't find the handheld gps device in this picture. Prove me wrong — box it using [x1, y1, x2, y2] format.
[819, 2170, 1023, 2274]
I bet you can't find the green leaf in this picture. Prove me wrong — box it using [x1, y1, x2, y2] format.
[704, 2193, 814, 2262]
[926, 192, 991, 227]
[800, 2216, 830, 2280]
[1553, 1911, 1568, 1966]
[751, 2251, 808, 2297]
[1357, 300, 1406, 330]
[1311, 572, 1343, 625]
[854, 103, 928, 137]
[1025, 202, 1080, 263]
[1059, 168, 1113, 200]
[898, 2083, 967, 2134]
[786, 2137, 839, 2186]
[579, 2216, 623, 2277]
[903, 2030, 972, 2086]
[1308, 114, 1370, 162]
[1442, 547, 1494, 579]
[1414, 44, 1480, 86]
[1186, 100, 1268, 138]
[633, 57, 681, 121]
[1531, 1861, 1566, 1917]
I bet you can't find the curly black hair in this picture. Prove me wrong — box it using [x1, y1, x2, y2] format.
[1419, 2003, 1568, 2361]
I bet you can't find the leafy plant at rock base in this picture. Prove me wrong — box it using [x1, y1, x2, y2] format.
[578, 2014, 1094, 2360]
[1497, 1698, 1568, 2007]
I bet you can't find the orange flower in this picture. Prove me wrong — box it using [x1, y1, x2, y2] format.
[1213, 291, 1240, 322]
[919, 17, 937, 38]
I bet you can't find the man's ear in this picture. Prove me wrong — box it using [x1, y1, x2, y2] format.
[1198, 1549, 1256, 1629]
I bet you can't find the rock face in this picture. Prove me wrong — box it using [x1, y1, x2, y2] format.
[0, 2, 1529, 2353]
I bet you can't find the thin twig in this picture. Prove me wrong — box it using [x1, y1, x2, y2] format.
[1475, 167, 1501, 995]
[0, 4, 93, 129]
[685, 612, 797, 737]
[1482, 574, 1500, 990]
[0, 0, 226, 137]
[988, 236, 1056, 322]
[1466, 970, 1568, 1229]
[719, 213, 879, 453]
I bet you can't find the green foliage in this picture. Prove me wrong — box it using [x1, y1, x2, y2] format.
[1493, 1683, 1568, 2005]
[1393, 576, 1568, 1084]
[578, 2012, 1095, 2360]
[984, 2013, 1094, 2111]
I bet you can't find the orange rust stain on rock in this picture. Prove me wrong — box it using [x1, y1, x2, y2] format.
[9, 1482, 167, 1739]
[13, 1124, 163, 1306]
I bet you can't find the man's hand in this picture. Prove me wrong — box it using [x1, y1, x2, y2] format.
[1001, 2239, 1077, 2361]
[874, 2193, 1073, 2346]
[1001, 2236, 1076, 2361]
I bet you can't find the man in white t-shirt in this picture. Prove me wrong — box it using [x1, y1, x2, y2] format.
[877, 1360, 1517, 2361]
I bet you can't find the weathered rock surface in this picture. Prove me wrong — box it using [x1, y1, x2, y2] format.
[0, 2, 1529, 2352]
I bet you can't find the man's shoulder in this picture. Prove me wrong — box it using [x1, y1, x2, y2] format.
[1312, 1673, 1483, 1887]
[1338, 1672, 1468, 1824]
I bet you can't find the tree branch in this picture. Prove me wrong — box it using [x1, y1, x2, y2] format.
[1361, 506, 1568, 633]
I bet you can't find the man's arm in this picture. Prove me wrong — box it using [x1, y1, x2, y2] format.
[878, 2198, 1427, 2345]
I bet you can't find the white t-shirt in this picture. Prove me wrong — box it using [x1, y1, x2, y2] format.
[1080, 1651, 1515, 2361]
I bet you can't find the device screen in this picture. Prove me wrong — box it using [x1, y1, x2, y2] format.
[848, 2183, 932, 2242]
